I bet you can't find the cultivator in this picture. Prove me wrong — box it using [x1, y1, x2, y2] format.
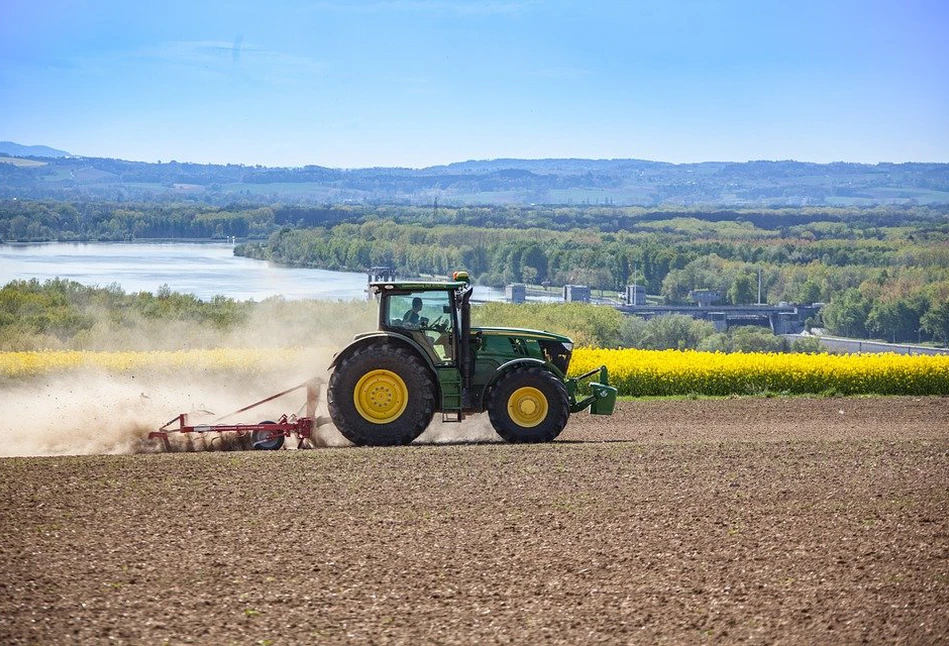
[149, 378, 332, 451]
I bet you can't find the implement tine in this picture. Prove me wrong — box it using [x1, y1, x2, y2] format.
[159, 414, 185, 432]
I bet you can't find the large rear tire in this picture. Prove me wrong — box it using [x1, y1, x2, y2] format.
[487, 366, 570, 443]
[328, 343, 436, 446]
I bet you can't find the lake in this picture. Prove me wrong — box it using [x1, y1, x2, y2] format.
[0, 242, 506, 302]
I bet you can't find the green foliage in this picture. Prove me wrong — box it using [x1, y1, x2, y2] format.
[0, 200, 277, 241]
[0, 279, 252, 350]
[865, 296, 926, 343]
[472, 302, 624, 348]
[0, 279, 96, 348]
[5, 156, 949, 207]
[797, 280, 822, 304]
[921, 298, 949, 346]
[790, 336, 826, 354]
[727, 274, 757, 305]
[618, 314, 717, 350]
[616, 314, 808, 354]
[697, 333, 731, 353]
[728, 327, 789, 353]
[822, 288, 871, 338]
[0, 279, 848, 356]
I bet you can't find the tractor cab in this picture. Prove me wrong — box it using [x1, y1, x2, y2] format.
[377, 283, 464, 366]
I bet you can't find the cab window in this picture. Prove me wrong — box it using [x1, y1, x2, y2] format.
[384, 291, 454, 363]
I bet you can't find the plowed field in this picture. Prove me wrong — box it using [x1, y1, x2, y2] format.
[2, 397, 948, 644]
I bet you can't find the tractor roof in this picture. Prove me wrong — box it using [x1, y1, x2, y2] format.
[369, 280, 469, 293]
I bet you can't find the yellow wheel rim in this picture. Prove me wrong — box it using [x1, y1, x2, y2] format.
[507, 386, 548, 428]
[354, 369, 409, 424]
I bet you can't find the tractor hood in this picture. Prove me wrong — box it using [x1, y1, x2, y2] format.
[472, 326, 574, 348]
[471, 326, 574, 376]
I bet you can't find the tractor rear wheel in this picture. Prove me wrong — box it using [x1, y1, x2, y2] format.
[328, 343, 436, 446]
[487, 366, 570, 443]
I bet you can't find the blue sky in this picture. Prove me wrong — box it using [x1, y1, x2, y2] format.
[1, 0, 947, 168]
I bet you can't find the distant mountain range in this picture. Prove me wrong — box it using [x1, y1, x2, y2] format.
[0, 141, 71, 158]
[0, 142, 947, 207]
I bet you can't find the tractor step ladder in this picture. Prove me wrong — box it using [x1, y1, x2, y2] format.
[438, 368, 464, 423]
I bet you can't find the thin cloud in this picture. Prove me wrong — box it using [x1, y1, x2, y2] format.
[308, 0, 540, 16]
[127, 40, 327, 83]
[145, 40, 322, 71]
[232, 35, 244, 65]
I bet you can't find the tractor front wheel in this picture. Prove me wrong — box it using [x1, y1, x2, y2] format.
[328, 343, 435, 446]
[487, 366, 569, 443]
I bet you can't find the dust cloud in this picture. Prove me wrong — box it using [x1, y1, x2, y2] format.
[0, 299, 365, 457]
[0, 366, 338, 457]
[417, 414, 501, 445]
[1, 298, 501, 456]
[64, 297, 379, 352]
[0, 368, 500, 456]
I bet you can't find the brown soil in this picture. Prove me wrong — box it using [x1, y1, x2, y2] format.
[2, 396, 948, 644]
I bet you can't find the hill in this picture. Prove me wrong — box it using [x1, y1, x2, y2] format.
[0, 141, 71, 158]
[0, 150, 947, 206]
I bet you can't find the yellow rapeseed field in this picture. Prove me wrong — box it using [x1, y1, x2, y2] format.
[571, 347, 949, 396]
[3, 347, 948, 396]
[0, 349, 302, 380]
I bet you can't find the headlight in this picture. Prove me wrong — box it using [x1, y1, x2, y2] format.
[562, 342, 573, 352]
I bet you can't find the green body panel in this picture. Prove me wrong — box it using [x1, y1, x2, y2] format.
[436, 366, 464, 416]
[472, 326, 573, 345]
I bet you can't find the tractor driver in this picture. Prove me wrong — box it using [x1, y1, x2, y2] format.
[403, 297, 423, 327]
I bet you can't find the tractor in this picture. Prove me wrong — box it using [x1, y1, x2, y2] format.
[327, 271, 616, 446]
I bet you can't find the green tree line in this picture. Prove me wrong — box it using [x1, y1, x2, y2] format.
[4, 199, 949, 344]
[235, 219, 949, 345]
[0, 200, 278, 240]
[4, 198, 947, 242]
[0, 279, 826, 353]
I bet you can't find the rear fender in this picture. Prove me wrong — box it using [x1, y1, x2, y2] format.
[329, 332, 436, 374]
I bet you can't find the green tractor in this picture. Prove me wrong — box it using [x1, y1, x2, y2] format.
[327, 272, 616, 446]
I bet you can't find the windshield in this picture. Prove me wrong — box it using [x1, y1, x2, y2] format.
[385, 291, 451, 329]
[383, 290, 454, 363]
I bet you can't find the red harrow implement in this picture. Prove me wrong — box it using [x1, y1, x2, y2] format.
[149, 378, 331, 451]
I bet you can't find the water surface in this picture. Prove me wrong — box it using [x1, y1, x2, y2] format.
[0, 242, 374, 301]
[0, 242, 507, 301]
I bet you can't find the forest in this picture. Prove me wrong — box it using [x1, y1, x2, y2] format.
[2, 198, 949, 346]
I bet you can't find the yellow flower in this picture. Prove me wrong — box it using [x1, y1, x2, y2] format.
[571, 347, 949, 397]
